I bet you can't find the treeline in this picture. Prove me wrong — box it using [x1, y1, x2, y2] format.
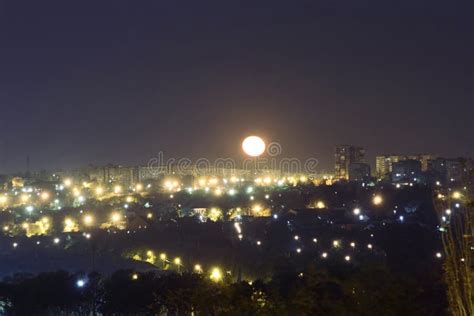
[0, 261, 446, 316]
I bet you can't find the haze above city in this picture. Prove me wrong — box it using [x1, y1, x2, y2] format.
[0, 0, 472, 173]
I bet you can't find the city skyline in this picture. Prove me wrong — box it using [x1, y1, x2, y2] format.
[1, 142, 463, 176]
[0, 2, 471, 314]
[0, 0, 472, 173]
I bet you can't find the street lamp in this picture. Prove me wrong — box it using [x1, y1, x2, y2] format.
[160, 253, 167, 269]
[210, 267, 223, 282]
[174, 257, 181, 273]
[83, 214, 94, 226]
[373, 195, 383, 205]
[194, 264, 203, 273]
[76, 279, 86, 288]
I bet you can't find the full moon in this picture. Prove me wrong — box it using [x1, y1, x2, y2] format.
[242, 136, 266, 157]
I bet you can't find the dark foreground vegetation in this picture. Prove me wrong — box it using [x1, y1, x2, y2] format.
[0, 259, 446, 316]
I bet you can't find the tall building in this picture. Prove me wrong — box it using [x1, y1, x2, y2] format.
[81, 165, 138, 187]
[348, 163, 371, 182]
[376, 154, 436, 179]
[335, 145, 365, 180]
[407, 154, 436, 171]
[375, 155, 406, 178]
[427, 157, 473, 185]
[391, 160, 422, 183]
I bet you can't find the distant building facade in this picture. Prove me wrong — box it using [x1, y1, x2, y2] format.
[65, 165, 140, 188]
[335, 145, 365, 180]
[348, 163, 371, 182]
[427, 157, 474, 185]
[376, 154, 435, 179]
[391, 159, 422, 183]
[138, 165, 251, 182]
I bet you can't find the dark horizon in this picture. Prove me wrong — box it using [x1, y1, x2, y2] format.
[0, 0, 473, 173]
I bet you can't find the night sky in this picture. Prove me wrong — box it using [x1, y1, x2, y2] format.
[0, 0, 472, 173]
